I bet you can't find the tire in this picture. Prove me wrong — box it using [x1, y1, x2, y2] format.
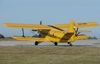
[68, 42, 73, 46]
[35, 41, 39, 46]
[54, 42, 58, 46]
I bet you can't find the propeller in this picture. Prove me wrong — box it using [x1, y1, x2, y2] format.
[75, 28, 79, 36]
[32, 20, 42, 31]
[40, 20, 42, 25]
[74, 23, 80, 36]
[32, 20, 42, 37]
[75, 28, 84, 36]
[38, 20, 42, 37]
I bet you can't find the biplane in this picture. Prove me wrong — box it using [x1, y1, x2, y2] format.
[3, 20, 99, 46]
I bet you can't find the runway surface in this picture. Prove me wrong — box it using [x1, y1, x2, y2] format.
[0, 39, 100, 47]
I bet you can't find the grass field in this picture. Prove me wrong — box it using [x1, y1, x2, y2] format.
[0, 38, 16, 41]
[0, 46, 100, 64]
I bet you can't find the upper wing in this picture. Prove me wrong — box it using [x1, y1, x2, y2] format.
[3, 23, 51, 29]
[76, 22, 99, 28]
[3, 22, 99, 29]
[54, 22, 99, 28]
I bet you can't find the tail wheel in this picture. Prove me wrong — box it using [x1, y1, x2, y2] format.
[35, 41, 39, 46]
[54, 42, 58, 46]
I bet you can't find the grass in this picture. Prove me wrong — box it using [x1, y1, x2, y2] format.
[0, 46, 100, 64]
[94, 42, 100, 44]
[0, 38, 16, 41]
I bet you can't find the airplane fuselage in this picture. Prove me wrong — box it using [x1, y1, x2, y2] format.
[39, 29, 75, 42]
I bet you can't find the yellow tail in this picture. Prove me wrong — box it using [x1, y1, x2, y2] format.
[67, 20, 75, 42]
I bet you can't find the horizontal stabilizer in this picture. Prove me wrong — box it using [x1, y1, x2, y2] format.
[12, 36, 49, 41]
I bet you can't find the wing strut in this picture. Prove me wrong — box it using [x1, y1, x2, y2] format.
[22, 28, 25, 37]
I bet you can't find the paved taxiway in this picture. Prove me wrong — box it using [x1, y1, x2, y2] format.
[0, 39, 100, 47]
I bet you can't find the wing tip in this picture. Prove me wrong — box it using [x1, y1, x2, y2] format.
[2, 23, 8, 27]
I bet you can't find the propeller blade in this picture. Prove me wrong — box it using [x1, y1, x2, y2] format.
[75, 28, 79, 36]
[32, 29, 37, 31]
[40, 20, 42, 25]
[31, 20, 42, 37]
[39, 34, 41, 37]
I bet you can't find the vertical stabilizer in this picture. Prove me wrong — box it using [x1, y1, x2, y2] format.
[68, 20, 75, 32]
[67, 20, 75, 42]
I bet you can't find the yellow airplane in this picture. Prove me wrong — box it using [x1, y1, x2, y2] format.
[3, 20, 99, 46]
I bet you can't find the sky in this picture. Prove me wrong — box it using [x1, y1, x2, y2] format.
[0, 0, 100, 38]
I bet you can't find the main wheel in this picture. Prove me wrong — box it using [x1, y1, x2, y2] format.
[54, 42, 58, 46]
[35, 41, 39, 46]
[68, 42, 73, 46]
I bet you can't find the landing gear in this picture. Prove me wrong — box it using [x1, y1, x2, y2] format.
[68, 42, 73, 46]
[35, 41, 39, 46]
[54, 42, 58, 46]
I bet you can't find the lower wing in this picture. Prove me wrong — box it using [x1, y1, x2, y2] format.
[75, 35, 88, 40]
[78, 30, 91, 33]
[50, 30, 91, 33]
[12, 36, 49, 42]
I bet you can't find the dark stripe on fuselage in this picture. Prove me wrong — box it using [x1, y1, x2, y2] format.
[40, 30, 61, 39]
[59, 33, 74, 42]
[48, 25, 64, 31]
[40, 30, 50, 35]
